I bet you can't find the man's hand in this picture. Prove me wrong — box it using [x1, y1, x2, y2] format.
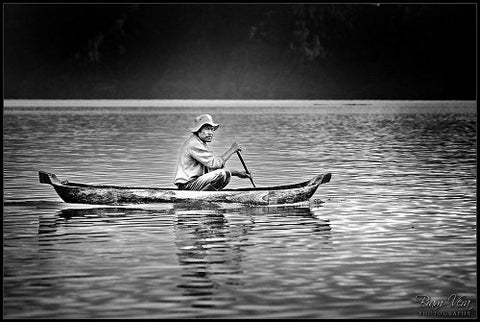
[230, 142, 242, 153]
[222, 142, 243, 163]
[230, 169, 250, 178]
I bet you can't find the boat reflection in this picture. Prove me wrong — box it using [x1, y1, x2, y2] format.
[38, 207, 141, 234]
[37, 204, 332, 314]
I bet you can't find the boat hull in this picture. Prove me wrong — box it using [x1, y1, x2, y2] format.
[39, 171, 331, 206]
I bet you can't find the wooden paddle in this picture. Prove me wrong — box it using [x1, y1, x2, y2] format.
[236, 151, 256, 188]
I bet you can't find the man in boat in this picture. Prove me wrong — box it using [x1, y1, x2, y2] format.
[174, 114, 251, 191]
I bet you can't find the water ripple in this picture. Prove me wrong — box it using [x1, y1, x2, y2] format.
[3, 101, 477, 318]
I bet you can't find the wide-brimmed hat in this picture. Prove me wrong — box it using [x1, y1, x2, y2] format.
[190, 114, 220, 133]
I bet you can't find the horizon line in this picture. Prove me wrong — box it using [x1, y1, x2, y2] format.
[4, 98, 476, 108]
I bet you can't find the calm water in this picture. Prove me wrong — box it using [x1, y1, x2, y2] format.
[3, 100, 477, 318]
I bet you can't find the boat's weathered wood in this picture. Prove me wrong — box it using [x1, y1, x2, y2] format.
[38, 171, 331, 206]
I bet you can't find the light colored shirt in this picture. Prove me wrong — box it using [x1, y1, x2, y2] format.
[174, 134, 225, 184]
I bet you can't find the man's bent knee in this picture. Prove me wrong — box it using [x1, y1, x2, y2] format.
[210, 169, 231, 190]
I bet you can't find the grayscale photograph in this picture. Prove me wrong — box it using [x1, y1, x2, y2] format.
[3, 3, 476, 319]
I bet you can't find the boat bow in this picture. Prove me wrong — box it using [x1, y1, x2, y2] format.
[39, 171, 63, 185]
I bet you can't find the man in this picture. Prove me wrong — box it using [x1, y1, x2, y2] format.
[174, 114, 251, 191]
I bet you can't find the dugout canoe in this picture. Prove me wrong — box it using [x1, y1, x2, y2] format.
[38, 171, 332, 206]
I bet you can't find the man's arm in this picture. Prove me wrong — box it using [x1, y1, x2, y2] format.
[189, 143, 225, 169]
[222, 143, 250, 179]
[190, 141, 248, 176]
[229, 169, 250, 178]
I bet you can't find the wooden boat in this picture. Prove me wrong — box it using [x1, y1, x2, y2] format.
[39, 171, 332, 206]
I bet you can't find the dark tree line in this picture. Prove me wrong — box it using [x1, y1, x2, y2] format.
[4, 4, 476, 99]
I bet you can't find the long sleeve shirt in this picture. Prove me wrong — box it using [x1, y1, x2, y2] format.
[174, 134, 225, 185]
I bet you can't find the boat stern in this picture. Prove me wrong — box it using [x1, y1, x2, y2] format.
[303, 173, 332, 188]
[316, 173, 332, 185]
[268, 173, 332, 205]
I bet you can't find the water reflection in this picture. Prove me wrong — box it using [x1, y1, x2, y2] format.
[38, 207, 135, 234]
[173, 207, 253, 307]
[35, 204, 332, 317]
[171, 204, 331, 314]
